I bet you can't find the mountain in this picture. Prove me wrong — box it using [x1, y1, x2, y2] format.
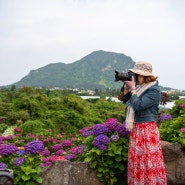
[11, 50, 135, 89]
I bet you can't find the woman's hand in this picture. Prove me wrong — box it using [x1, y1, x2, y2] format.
[124, 76, 136, 90]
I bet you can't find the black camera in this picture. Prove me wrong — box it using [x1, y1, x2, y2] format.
[114, 70, 137, 82]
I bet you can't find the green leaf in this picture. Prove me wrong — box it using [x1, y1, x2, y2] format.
[115, 155, 122, 162]
[21, 174, 31, 181]
[84, 156, 92, 162]
[36, 177, 43, 183]
[90, 161, 97, 168]
[108, 150, 115, 156]
[118, 163, 125, 171]
[97, 172, 103, 177]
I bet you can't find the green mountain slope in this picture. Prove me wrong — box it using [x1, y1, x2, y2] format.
[13, 50, 135, 89]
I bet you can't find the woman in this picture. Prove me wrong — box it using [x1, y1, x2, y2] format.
[123, 61, 167, 185]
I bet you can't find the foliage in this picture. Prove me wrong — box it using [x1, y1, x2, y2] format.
[159, 99, 185, 149]
[0, 87, 127, 136]
[0, 141, 43, 185]
[82, 118, 129, 185]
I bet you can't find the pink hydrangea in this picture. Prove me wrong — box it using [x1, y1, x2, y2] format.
[180, 128, 185, 133]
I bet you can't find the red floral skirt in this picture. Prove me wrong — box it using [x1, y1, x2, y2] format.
[127, 122, 167, 185]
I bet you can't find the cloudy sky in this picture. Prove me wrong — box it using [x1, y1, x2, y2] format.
[0, 0, 185, 90]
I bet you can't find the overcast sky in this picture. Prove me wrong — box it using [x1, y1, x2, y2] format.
[0, 0, 185, 90]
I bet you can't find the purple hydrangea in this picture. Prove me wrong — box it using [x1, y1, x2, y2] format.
[0, 143, 17, 156]
[52, 144, 61, 151]
[93, 124, 108, 136]
[40, 149, 51, 157]
[24, 140, 44, 154]
[41, 157, 52, 167]
[0, 136, 5, 144]
[56, 149, 65, 156]
[61, 140, 72, 147]
[83, 130, 93, 137]
[0, 162, 7, 169]
[105, 118, 119, 132]
[77, 144, 85, 154]
[13, 157, 25, 166]
[78, 126, 93, 135]
[93, 134, 110, 151]
[5, 135, 15, 140]
[111, 134, 119, 141]
[116, 122, 129, 136]
[64, 154, 76, 160]
[159, 113, 172, 122]
[69, 146, 79, 153]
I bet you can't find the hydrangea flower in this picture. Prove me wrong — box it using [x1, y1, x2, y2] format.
[105, 118, 119, 132]
[93, 134, 110, 151]
[61, 140, 72, 147]
[14, 127, 21, 132]
[180, 128, 185, 133]
[13, 157, 25, 166]
[56, 149, 65, 156]
[93, 124, 108, 136]
[16, 149, 25, 156]
[40, 149, 51, 157]
[0, 162, 7, 169]
[111, 134, 119, 141]
[41, 157, 52, 167]
[69, 146, 79, 153]
[179, 104, 185, 108]
[64, 154, 76, 160]
[159, 113, 172, 122]
[83, 130, 93, 137]
[0, 143, 17, 156]
[116, 122, 129, 136]
[52, 144, 61, 151]
[0, 136, 5, 144]
[24, 140, 44, 154]
[78, 126, 93, 135]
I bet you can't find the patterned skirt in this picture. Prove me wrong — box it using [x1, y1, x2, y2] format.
[127, 122, 167, 185]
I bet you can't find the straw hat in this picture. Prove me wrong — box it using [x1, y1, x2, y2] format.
[129, 61, 154, 76]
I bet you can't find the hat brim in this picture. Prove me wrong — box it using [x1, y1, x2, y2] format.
[129, 69, 154, 76]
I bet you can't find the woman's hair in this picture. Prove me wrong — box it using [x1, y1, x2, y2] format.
[144, 76, 158, 83]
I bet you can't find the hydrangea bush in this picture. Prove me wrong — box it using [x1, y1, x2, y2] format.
[82, 118, 129, 185]
[0, 118, 129, 185]
[159, 99, 185, 149]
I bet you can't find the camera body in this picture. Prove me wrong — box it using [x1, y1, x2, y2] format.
[114, 70, 137, 83]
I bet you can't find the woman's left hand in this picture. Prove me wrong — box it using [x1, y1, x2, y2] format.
[124, 76, 136, 90]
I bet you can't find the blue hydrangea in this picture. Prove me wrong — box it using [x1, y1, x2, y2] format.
[64, 154, 76, 160]
[93, 124, 108, 136]
[16, 149, 25, 156]
[83, 130, 93, 137]
[159, 113, 172, 122]
[0, 162, 7, 169]
[13, 157, 25, 166]
[116, 122, 129, 136]
[0, 143, 17, 156]
[93, 134, 110, 151]
[24, 140, 44, 154]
